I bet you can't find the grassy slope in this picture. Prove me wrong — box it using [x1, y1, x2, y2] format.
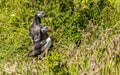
[0, 0, 120, 75]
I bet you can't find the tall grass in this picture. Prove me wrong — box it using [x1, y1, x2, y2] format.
[0, 0, 120, 75]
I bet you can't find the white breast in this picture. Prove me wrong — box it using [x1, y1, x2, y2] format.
[41, 37, 52, 51]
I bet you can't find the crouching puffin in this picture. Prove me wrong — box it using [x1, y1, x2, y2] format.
[28, 10, 53, 57]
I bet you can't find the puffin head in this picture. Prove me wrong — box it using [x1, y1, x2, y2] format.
[35, 11, 47, 18]
[41, 26, 53, 33]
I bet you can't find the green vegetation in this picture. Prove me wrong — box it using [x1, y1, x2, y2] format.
[0, 0, 120, 75]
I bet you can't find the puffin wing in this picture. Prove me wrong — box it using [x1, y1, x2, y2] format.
[34, 40, 47, 50]
[41, 37, 52, 52]
[28, 40, 47, 57]
[28, 37, 52, 57]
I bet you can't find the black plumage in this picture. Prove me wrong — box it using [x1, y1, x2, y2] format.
[28, 11, 52, 57]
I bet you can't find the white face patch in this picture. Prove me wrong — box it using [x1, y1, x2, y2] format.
[37, 11, 45, 18]
[41, 26, 49, 33]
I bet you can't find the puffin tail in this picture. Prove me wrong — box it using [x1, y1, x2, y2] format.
[28, 49, 42, 57]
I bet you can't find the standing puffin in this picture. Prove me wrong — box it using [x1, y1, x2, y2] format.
[28, 11, 53, 57]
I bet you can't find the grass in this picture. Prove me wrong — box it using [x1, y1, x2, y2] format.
[0, 0, 120, 75]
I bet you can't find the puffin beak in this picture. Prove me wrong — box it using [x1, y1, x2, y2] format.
[44, 14, 48, 17]
[49, 27, 54, 33]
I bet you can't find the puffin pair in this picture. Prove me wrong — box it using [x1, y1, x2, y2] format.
[28, 11, 53, 57]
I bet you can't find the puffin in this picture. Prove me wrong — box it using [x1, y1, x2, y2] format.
[28, 11, 53, 57]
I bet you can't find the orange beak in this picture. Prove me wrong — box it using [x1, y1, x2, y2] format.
[44, 14, 48, 17]
[49, 27, 54, 33]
